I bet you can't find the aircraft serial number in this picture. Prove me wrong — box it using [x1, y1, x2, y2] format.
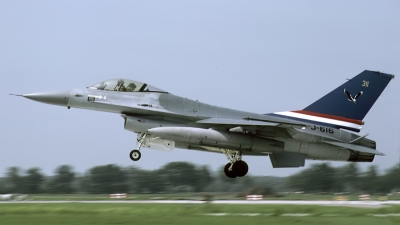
[310, 125, 334, 134]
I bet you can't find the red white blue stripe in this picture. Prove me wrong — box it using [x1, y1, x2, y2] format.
[271, 110, 363, 132]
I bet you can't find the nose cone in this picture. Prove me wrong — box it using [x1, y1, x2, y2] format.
[23, 90, 70, 106]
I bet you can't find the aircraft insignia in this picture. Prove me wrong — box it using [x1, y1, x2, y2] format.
[344, 89, 363, 104]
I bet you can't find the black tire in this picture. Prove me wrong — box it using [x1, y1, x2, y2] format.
[224, 163, 237, 178]
[130, 150, 141, 161]
[233, 161, 249, 177]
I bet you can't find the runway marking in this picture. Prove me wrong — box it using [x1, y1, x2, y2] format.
[282, 213, 310, 217]
[321, 214, 342, 217]
[205, 213, 228, 216]
[369, 214, 400, 217]
[238, 213, 261, 216]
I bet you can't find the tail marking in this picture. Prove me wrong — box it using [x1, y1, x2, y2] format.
[344, 89, 363, 104]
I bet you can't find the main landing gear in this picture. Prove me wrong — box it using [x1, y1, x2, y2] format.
[223, 150, 249, 178]
[129, 133, 147, 161]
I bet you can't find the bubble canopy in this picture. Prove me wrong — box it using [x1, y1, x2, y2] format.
[88, 79, 167, 93]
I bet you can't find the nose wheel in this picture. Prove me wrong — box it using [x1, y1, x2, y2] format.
[129, 133, 147, 162]
[130, 150, 141, 161]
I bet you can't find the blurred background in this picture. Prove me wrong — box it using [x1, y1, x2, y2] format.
[1, 162, 400, 201]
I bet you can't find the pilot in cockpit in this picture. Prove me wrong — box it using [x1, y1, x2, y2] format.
[126, 83, 137, 92]
[114, 79, 126, 91]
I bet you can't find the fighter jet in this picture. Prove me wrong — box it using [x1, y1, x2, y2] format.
[11, 70, 394, 178]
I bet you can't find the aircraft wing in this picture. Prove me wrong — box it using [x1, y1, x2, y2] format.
[322, 141, 384, 156]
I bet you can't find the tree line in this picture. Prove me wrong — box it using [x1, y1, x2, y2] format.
[288, 163, 400, 194]
[0, 162, 399, 194]
[1, 162, 228, 194]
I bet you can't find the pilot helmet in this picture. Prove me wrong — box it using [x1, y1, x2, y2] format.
[117, 79, 125, 86]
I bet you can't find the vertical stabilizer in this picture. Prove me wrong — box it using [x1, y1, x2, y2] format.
[303, 70, 394, 121]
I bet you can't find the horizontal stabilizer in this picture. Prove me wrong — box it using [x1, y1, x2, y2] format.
[196, 118, 279, 126]
[269, 152, 306, 168]
[323, 141, 384, 156]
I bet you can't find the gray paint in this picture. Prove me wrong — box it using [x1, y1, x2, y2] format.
[15, 73, 389, 172]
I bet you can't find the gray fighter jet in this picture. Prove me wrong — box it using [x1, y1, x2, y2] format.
[11, 71, 394, 178]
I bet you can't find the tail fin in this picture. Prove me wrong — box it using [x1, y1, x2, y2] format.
[304, 70, 394, 121]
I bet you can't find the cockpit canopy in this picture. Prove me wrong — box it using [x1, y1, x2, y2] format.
[88, 79, 167, 93]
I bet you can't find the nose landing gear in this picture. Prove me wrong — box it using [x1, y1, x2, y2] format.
[223, 150, 249, 178]
[129, 150, 141, 161]
[129, 133, 147, 161]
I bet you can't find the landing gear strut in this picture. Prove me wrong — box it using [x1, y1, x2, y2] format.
[223, 150, 249, 178]
[129, 133, 147, 161]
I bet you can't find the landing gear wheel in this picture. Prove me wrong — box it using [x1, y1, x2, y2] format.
[130, 150, 141, 161]
[233, 161, 248, 177]
[224, 163, 237, 178]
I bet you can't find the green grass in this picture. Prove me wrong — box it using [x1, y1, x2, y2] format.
[1, 203, 400, 225]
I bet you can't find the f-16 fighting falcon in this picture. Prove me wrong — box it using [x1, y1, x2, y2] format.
[11, 70, 394, 178]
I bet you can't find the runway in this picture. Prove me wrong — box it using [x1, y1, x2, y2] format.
[1, 200, 400, 208]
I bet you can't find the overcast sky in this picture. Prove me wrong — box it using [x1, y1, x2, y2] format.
[1, 1, 399, 177]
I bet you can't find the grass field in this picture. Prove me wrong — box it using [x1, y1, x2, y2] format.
[1, 203, 400, 225]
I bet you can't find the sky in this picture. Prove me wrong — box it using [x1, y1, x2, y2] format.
[1, 1, 399, 177]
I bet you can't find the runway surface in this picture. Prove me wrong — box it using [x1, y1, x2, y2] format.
[1, 200, 400, 208]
